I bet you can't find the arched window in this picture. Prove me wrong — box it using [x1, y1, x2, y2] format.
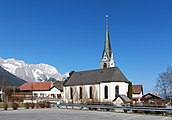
[104, 86, 108, 99]
[103, 63, 107, 68]
[89, 86, 93, 99]
[80, 87, 82, 99]
[70, 87, 73, 99]
[115, 86, 119, 98]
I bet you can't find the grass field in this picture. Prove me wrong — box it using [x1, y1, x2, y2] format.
[0, 102, 24, 108]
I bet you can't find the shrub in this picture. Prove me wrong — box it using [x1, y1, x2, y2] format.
[30, 103, 35, 109]
[24, 103, 30, 109]
[45, 102, 51, 108]
[39, 102, 45, 108]
[11, 102, 19, 110]
[3, 102, 8, 110]
[36, 103, 39, 108]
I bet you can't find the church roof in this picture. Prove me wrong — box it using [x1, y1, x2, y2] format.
[64, 67, 129, 86]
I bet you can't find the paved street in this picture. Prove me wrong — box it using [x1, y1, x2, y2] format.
[0, 109, 171, 120]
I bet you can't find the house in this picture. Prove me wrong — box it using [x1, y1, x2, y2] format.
[20, 82, 63, 100]
[63, 16, 131, 105]
[11, 92, 31, 102]
[132, 85, 143, 103]
[141, 93, 164, 105]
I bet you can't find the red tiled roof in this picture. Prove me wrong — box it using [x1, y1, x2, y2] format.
[132, 85, 143, 94]
[20, 82, 52, 91]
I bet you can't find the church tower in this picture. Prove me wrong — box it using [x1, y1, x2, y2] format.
[100, 15, 115, 69]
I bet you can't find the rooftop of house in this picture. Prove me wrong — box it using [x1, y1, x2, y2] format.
[132, 85, 143, 94]
[113, 95, 132, 103]
[20, 81, 64, 91]
[53, 81, 63, 91]
[20, 82, 53, 91]
[142, 93, 162, 100]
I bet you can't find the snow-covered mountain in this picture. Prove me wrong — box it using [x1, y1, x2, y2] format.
[0, 58, 63, 82]
[0, 66, 26, 88]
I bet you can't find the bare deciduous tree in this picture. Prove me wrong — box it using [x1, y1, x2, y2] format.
[64, 87, 69, 102]
[92, 85, 98, 103]
[72, 87, 79, 103]
[2, 79, 8, 102]
[81, 86, 88, 104]
[80, 85, 98, 104]
[156, 65, 172, 102]
[87, 85, 99, 104]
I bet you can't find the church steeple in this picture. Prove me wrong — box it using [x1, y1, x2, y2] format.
[100, 15, 115, 69]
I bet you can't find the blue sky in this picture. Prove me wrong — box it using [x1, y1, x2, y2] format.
[0, 0, 172, 93]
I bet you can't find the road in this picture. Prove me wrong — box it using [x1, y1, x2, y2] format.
[0, 108, 171, 120]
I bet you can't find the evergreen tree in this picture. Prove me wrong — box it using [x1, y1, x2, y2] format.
[128, 81, 133, 99]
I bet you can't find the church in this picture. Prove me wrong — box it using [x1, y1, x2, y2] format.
[63, 16, 131, 105]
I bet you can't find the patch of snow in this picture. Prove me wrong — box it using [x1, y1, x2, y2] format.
[2, 63, 18, 74]
[38, 63, 58, 75]
[32, 69, 44, 81]
[63, 72, 70, 78]
[46, 75, 50, 79]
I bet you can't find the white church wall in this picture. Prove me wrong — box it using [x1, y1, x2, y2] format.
[100, 82, 111, 102]
[100, 82, 128, 102]
[64, 84, 100, 103]
[64, 82, 129, 104]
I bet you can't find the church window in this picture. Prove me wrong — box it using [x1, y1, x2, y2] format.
[70, 87, 73, 99]
[104, 86, 108, 99]
[80, 87, 82, 99]
[103, 63, 107, 68]
[89, 86, 93, 99]
[115, 86, 119, 98]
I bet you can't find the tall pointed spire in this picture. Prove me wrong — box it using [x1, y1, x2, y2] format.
[100, 15, 115, 69]
[104, 15, 112, 59]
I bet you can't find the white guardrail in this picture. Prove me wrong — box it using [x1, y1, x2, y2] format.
[53, 103, 172, 114]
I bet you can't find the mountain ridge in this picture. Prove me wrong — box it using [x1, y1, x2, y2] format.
[0, 58, 64, 82]
[0, 66, 27, 88]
